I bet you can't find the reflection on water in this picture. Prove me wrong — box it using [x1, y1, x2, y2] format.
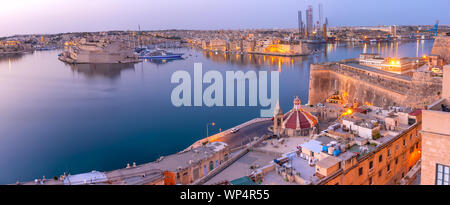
[69, 63, 135, 79]
[201, 40, 433, 69]
[0, 41, 434, 184]
[0, 53, 32, 73]
[328, 40, 432, 59]
[0, 53, 28, 63]
[202, 50, 307, 71]
[142, 58, 184, 65]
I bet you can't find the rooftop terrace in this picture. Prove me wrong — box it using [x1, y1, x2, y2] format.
[254, 136, 309, 155]
[205, 151, 277, 185]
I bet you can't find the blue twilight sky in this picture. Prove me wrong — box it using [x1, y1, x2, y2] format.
[0, 0, 448, 37]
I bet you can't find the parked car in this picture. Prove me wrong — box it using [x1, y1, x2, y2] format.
[230, 128, 239, 133]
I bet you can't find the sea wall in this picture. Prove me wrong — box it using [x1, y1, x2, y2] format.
[308, 63, 442, 109]
[432, 36, 450, 63]
[186, 118, 271, 151]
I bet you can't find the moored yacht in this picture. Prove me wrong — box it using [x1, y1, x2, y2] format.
[138, 49, 183, 59]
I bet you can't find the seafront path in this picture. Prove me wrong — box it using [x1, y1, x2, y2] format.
[186, 118, 272, 150]
[20, 118, 272, 185]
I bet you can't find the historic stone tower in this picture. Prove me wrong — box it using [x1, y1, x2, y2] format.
[273, 101, 284, 135]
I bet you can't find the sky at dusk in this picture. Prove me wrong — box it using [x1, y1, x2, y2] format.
[0, 0, 448, 37]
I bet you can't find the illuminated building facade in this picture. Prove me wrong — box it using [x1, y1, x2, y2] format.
[359, 53, 422, 75]
[316, 108, 422, 185]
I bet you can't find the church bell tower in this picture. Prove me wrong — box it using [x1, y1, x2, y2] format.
[273, 101, 284, 135]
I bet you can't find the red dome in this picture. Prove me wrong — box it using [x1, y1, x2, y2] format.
[283, 109, 317, 129]
[282, 96, 317, 130]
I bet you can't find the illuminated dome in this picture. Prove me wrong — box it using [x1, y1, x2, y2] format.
[283, 96, 318, 130]
[273, 96, 318, 137]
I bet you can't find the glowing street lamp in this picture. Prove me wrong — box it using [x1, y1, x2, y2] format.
[346, 109, 353, 115]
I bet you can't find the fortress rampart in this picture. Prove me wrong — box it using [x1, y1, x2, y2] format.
[308, 62, 442, 109]
[432, 36, 450, 63]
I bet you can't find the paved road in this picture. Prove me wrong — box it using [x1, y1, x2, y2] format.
[214, 120, 272, 149]
[411, 172, 421, 185]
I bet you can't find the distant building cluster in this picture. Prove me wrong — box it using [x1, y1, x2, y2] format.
[359, 53, 425, 75]
[0, 40, 33, 54]
[186, 29, 310, 56]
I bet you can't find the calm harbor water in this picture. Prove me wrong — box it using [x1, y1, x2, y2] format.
[0, 40, 434, 183]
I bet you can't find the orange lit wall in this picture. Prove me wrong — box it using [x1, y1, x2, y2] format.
[163, 171, 176, 185]
[264, 44, 290, 54]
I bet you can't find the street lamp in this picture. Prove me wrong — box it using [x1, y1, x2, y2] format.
[206, 122, 215, 138]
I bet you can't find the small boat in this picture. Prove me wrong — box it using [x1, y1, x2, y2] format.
[35, 46, 56, 51]
[134, 47, 147, 54]
[138, 49, 183, 60]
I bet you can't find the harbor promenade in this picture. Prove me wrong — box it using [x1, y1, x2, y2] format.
[186, 118, 272, 150]
[18, 117, 272, 185]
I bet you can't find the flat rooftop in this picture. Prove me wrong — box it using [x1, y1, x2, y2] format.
[64, 171, 107, 185]
[315, 135, 336, 145]
[347, 144, 377, 159]
[205, 151, 278, 185]
[254, 137, 309, 155]
[290, 155, 316, 181]
[151, 141, 228, 172]
[261, 154, 318, 185]
[260, 171, 297, 185]
[316, 156, 342, 169]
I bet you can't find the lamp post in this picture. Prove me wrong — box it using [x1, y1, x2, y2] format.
[206, 122, 215, 138]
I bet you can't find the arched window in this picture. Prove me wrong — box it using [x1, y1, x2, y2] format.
[209, 161, 214, 171]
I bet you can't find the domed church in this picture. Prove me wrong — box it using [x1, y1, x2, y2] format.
[273, 96, 319, 137]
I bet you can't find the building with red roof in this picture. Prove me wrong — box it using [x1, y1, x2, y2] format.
[273, 96, 319, 137]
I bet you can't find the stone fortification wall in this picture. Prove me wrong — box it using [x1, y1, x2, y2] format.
[308, 63, 442, 109]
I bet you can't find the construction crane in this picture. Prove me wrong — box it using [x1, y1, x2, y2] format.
[427, 20, 439, 37]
